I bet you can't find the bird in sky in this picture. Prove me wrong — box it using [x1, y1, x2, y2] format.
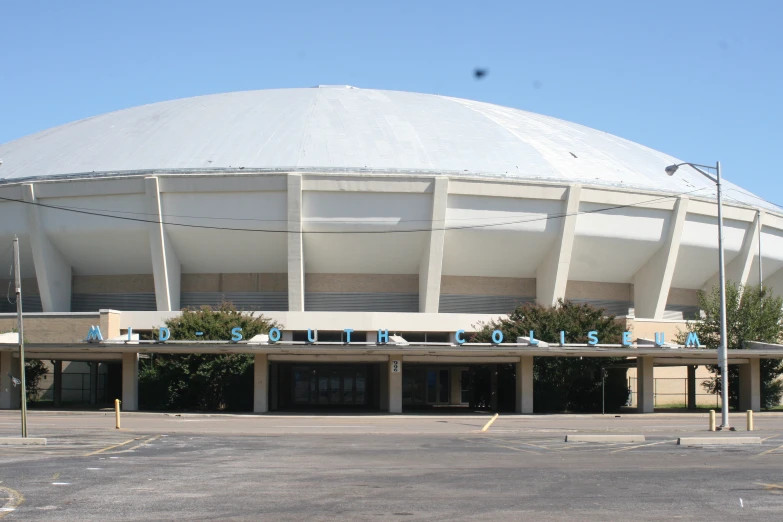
[474, 68, 488, 79]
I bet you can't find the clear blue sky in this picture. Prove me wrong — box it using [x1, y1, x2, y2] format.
[1, 1, 781, 205]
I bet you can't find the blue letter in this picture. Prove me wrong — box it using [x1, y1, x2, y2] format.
[655, 332, 665, 346]
[231, 327, 243, 342]
[622, 331, 632, 347]
[491, 330, 504, 344]
[685, 332, 700, 347]
[378, 329, 389, 344]
[587, 330, 598, 345]
[455, 330, 466, 344]
[307, 329, 317, 343]
[344, 329, 353, 343]
[86, 325, 103, 342]
[127, 327, 133, 341]
[560, 330, 565, 345]
[529, 330, 539, 345]
[158, 327, 170, 342]
[269, 327, 281, 342]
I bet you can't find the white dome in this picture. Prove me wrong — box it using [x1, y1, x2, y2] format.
[0, 86, 771, 211]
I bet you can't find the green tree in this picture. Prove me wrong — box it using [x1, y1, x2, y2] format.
[471, 300, 628, 412]
[25, 359, 49, 402]
[139, 302, 279, 411]
[677, 283, 783, 410]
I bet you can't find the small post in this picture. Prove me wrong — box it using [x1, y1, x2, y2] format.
[709, 409, 716, 432]
[115, 399, 121, 429]
[747, 410, 754, 432]
[601, 368, 605, 415]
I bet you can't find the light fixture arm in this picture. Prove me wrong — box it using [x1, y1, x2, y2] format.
[670, 162, 719, 184]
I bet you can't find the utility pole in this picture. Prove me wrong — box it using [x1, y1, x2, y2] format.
[13, 236, 28, 437]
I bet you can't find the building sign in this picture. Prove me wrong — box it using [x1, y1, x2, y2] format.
[84, 326, 701, 348]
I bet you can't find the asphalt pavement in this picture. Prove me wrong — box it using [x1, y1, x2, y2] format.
[1, 411, 783, 520]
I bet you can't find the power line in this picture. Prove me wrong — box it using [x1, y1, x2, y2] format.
[0, 187, 708, 235]
[725, 188, 783, 212]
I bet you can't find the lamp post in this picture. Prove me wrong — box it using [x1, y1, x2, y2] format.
[665, 161, 731, 430]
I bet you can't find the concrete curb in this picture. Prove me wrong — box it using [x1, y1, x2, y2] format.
[677, 437, 762, 445]
[0, 438, 47, 445]
[565, 435, 645, 443]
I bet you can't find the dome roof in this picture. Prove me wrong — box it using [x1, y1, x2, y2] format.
[0, 86, 772, 211]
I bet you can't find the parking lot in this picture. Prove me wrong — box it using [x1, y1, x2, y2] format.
[2, 411, 783, 520]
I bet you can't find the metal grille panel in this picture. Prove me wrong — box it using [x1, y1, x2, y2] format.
[305, 292, 418, 312]
[438, 294, 534, 314]
[567, 298, 633, 317]
[0, 295, 42, 313]
[71, 293, 157, 312]
[180, 292, 288, 311]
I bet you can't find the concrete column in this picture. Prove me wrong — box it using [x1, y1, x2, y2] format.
[253, 354, 269, 413]
[419, 177, 448, 313]
[449, 368, 462, 405]
[121, 352, 139, 411]
[739, 359, 761, 412]
[53, 360, 63, 407]
[89, 362, 98, 405]
[22, 183, 72, 312]
[388, 358, 402, 413]
[687, 365, 697, 410]
[270, 362, 279, 411]
[490, 364, 499, 411]
[287, 174, 305, 311]
[516, 356, 534, 414]
[0, 351, 20, 409]
[379, 361, 389, 411]
[145, 176, 181, 311]
[536, 185, 581, 307]
[633, 197, 688, 319]
[636, 356, 654, 413]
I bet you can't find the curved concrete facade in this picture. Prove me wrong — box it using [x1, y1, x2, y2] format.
[0, 87, 781, 320]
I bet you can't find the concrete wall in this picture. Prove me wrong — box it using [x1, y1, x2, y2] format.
[440, 276, 535, 297]
[181, 273, 288, 292]
[565, 281, 632, 301]
[305, 274, 418, 293]
[666, 287, 700, 307]
[0, 314, 102, 343]
[72, 275, 155, 293]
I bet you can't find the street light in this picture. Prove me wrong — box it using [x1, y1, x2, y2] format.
[665, 161, 732, 430]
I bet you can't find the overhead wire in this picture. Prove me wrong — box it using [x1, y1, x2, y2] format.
[0, 186, 711, 235]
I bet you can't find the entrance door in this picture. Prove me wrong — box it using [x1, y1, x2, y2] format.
[290, 365, 369, 407]
[426, 369, 450, 405]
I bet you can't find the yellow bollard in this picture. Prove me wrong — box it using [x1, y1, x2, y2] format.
[747, 410, 754, 432]
[709, 409, 716, 432]
[115, 399, 121, 430]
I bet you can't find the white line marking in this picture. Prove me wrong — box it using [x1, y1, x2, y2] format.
[51, 483, 70, 485]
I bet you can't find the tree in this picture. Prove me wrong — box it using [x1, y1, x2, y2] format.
[471, 300, 628, 412]
[677, 283, 783, 410]
[139, 302, 279, 411]
[25, 360, 49, 402]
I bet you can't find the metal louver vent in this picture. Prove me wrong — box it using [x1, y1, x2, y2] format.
[438, 295, 534, 314]
[71, 293, 157, 312]
[181, 292, 288, 311]
[305, 292, 418, 312]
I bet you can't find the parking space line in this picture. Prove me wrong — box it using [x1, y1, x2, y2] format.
[462, 437, 538, 454]
[0, 486, 24, 519]
[610, 440, 675, 453]
[752, 443, 783, 459]
[482, 436, 550, 451]
[84, 439, 136, 457]
[123, 435, 161, 452]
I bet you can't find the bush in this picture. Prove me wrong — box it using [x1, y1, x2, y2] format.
[139, 302, 279, 411]
[471, 300, 628, 412]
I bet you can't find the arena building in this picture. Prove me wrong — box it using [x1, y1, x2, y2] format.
[0, 86, 782, 413]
